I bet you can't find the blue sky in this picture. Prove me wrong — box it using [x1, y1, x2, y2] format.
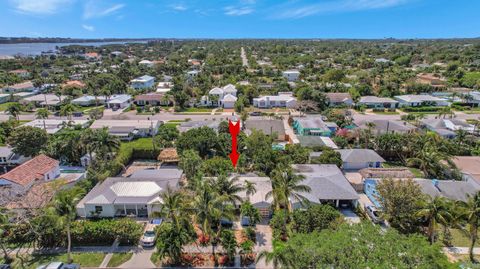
[0, 0, 479, 39]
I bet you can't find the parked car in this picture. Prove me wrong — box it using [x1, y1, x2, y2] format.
[0, 264, 11, 269]
[141, 223, 158, 247]
[249, 111, 262, 116]
[36, 262, 80, 269]
[364, 205, 382, 224]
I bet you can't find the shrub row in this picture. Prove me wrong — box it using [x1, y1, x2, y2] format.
[72, 218, 143, 246]
[402, 106, 444, 112]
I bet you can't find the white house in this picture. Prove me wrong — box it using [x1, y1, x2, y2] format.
[282, 70, 300, 82]
[0, 146, 29, 169]
[358, 96, 398, 109]
[130, 75, 155, 90]
[310, 149, 385, 171]
[22, 94, 65, 107]
[90, 120, 161, 141]
[2, 81, 37, 94]
[253, 92, 297, 108]
[201, 84, 238, 108]
[139, 60, 154, 68]
[23, 119, 90, 134]
[156, 82, 173, 93]
[187, 70, 200, 79]
[394, 95, 450, 107]
[72, 95, 103, 106]
[76, 168, 183, 218]
[106, 94, 132, 109]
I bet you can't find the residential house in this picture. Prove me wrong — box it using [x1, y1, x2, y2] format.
[0, 94, 10, 104]
[12, 92, 36, 101]
[293, 117, 337, 137]
[105, 94, 132, 109]
[21, 94, 66, 107]
[0, 147, 29, 170]
[358, 96, 398, 109]
[365, 178, 480, 209]
[90, 120, 161, 141]
[236, 175, 273, 218]
[297, 136, 338, 149]
[71, 95, 104, 107]
[9, 69, 30, 78]
[76, 168, 182, 218]
[130, 75, 155, 90]
[451, 156, 480, 186]
[0, 154, 60, 196]
[292, 164, 359, 208]
[326, 92, 354, 107]
[2, 81, 36, 94]
[356, 120, 416, 135]
[139, 60, 154, 68]
[187, 70, 200, 79]
[244, 119, 286, 141]
[394, 95, 450, 107]
[23, 120, 90, 134]
[421, 118, 475, 138]
[135, 93, 170, 106]
[84, 52, 101, 61]
[311, 149, 385, 170]
[177, 120, 222, 133]
[201, 84, 238, 108]
[63, 80, 86, 89]
[156, 82, 173, 93]
[282, 70, 300, 82]
[253, 92, 297, 108]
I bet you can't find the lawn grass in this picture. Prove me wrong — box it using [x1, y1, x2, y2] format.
[164, 122, 181, 127]
[168, 119, 186, 123]
[78, 105, 104, 112]
[447, 228, 480, 248]
[150, 252, 162, 267]
[0, 102, 16, 111]
[107, 252, 133, 267]
[372, 111, 399, 115]
[9, 252, 105, 269]
[182, 107, 213, 112]
[383, 162, 424, 177]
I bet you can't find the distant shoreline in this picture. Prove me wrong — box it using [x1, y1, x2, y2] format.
[0, 38, 156, 44]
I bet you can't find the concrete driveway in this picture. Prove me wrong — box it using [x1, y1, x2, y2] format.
[340, 208, 361, 224]
[119, 247, 155, 268]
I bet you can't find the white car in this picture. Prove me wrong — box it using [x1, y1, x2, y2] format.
[365, 205, 383, 224]
[141, 224, 157, 247]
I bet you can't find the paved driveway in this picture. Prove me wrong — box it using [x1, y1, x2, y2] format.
[119, 247, 155, 268]
[340, 208, 361, 224]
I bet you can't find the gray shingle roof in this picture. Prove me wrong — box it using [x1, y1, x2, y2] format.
[245, 119, 285, 136]
[337, 149, 385, 163]
[292, 164, 359, 202]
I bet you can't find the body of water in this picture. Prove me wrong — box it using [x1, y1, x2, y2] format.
[0, 41, 147, 56]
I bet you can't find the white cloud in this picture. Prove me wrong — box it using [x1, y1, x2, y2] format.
[224, 6, 254, 16]
[82, 24, 95, 31]
[170, 4, 187, 11]
[9, 0, 74, 15]
[274, 0, 413, 19]
[83, 1, 125, 19]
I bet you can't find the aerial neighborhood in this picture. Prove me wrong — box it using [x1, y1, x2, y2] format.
[1, 38, 480, 268]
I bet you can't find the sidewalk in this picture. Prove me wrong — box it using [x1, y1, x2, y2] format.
[443, 247, 480, 255]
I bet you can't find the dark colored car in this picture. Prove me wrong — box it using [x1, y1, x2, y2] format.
[250, 111, 262, 116]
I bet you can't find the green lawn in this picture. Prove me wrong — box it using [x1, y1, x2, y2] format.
[383, 162, 424, 178]
[447, 228, 480, 248]
[107, 252, 133, 267]
[0, 102, 16, 111]
[77, 105, 104, 112]
[164, 122, 182, 127]
[372, 111, 399, 115]
[182, 107, 213, 112]
[168, 120, 186, 123]
[7, 252, 105, 269]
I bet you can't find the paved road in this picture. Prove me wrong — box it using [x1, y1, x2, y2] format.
[241, 47, 249, 68]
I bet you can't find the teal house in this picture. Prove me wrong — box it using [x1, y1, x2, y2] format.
[293, 117, 337, 137]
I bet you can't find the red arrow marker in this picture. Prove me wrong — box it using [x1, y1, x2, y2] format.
[228, 120, 240, 167]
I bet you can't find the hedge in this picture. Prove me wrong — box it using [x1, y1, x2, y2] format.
[401, 106, 444, 112]
[72, 218, 143, 246]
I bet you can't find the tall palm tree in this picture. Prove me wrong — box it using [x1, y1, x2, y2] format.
[50, 189, 84, 264]
[6, 103, 22, 121]
[266, 167, 310, 212]
[364, 122, 376, 149]
[192, 181, 234, 266]
[91, 128, 120, 159]
[212, 175, 245, 207]
[36, 108, 50, 130]
[416, 196, 452, 244]
[457, 192, 480, 262]
[155, 189, 188, 228]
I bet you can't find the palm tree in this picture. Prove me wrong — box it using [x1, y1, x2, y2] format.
[416, 196, 452, 244]
[407, 144, 447, 178]
[155, 189, 188, 228]
[192, 181, 234, 266]
[363, 122, 376, 149]
[6, 103, 22, 120]
[241, 201, 261, 226]
[212, 175, 245, 207]
[256, 241, 292, 269]
[240, 110, 249, 130]
[91, 128, 120, 159]
[36, 108, 50, 130]
[457, 192, 480, 262]
[266, 167, 310, 212]
[244, 180, 257, 202]
[59, 104, 77, 121]
[50, 189, 84, 264]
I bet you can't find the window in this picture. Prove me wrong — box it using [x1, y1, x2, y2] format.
[95, 206, 103, 213]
